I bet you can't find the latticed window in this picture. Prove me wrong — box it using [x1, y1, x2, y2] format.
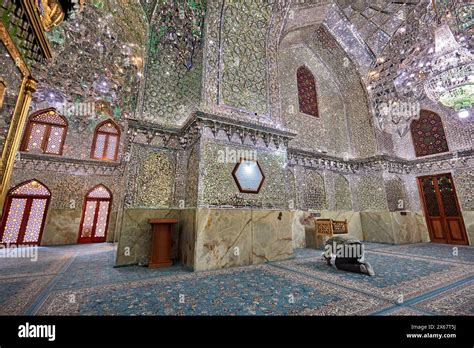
[78, 184, 112, 244]
[297, 66, 319, 117]
[0, 180, 51, 245]
[21, 108, 67, 155]
[91, 120, 120, 161]
[410, 110, 449, 157]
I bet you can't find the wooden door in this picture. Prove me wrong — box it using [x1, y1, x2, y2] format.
[78, 185, 112, 244]
[0, 180, 51, 245]
[417, 174, 468, 245]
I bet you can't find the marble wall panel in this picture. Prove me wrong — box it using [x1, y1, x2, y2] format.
[416, 213, 431, 243]
[462, 211, 474, 246]
[115, 209, 181, 266]
[291, 210, 306, 248]
[194, 208, 253, 271]
[252, 210, 293, 263]
[390, 212, 424, 245]
[41, 209, 82, 246]
[179, 209, 197, 268]
[360, 211, 395, 244]
[359, 211, 429, 245]
[41, 209, 117, 246]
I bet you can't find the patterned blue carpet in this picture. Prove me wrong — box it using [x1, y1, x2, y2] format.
[0, 242, 472, 316]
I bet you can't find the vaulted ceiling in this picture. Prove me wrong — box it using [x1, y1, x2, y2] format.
[32, 0, 147, 121]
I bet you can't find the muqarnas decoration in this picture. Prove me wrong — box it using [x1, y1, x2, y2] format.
[232, 159, 265, 194]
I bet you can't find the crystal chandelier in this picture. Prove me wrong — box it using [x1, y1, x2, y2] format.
[393, 2, 473, 112]
[158, 0, 206, 70]
[424, 24, 473, 111]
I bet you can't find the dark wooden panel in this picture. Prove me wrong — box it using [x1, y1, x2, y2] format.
[417, 173, 469, 246]
[446, 219, 465, 242]
[430, 219, 446, 242]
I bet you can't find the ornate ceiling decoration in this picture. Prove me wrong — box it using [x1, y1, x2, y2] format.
[337, 0, 419, 55]
[152, 0, 206, 70]
[33, 0, 147, 121]
[366, 0, 473, 136]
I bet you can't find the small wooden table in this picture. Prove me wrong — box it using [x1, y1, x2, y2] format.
[148, 218, 178, 268]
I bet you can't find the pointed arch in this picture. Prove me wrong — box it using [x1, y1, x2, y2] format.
[410, 110, 449, 157]
[86, 184, 113, 199]
[335, 174, 352, 211]
[304, 170, 327, 210]
[296, 65, 319, 117]
[21, 108, 68, 155]
[91, 119, 121, 161]
[0, 179, 51, 245]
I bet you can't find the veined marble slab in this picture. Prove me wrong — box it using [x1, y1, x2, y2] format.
[252, 210, 293, 263]
[462, 211, 474, 246]
[291, 210, 306, 249]
[42, 209, 117, 246]
[116, 209, 180, 266]
[194, 208, 253, 271]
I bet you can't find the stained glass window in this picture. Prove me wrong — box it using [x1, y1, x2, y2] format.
[411, 110, 449, 157]
[78, 184, 112, 243]
[1, 198, 27, 243]
[23, 199, 48, 243]
[11, 180, 50, 196]
[95, 201, 110, 238]
[81, 201, 97, 239]
[91, 120, 120, 161]
[21, 108, 67, 155]
[0, 180, 50, 245]
[297, 66, 319, 117]
[88, 185, 112, 199]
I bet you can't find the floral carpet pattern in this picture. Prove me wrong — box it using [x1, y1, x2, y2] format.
[0, 243, 472, 316]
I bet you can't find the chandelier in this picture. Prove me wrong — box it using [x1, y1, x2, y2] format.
[157, 0, 206, 70]
[424, 24, 473, 111]
[393, 2, 473, 112]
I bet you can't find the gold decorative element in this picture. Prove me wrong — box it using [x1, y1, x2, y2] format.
[21, 0, 53, 59]
[0, 79, 6, 111]
[35, 0, 65, 31]
[0, 23, 35, 212]
[0, 77, 37, 212]
[25, 78, 38, 93]
[0, 23, 30, 77]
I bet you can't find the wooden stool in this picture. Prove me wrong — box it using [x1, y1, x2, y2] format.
[148, 218, 178, 268]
